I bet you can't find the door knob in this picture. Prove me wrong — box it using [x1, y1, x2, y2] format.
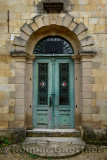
[49, 96, 52, 107]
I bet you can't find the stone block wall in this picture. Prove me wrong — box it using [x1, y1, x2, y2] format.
[0, 0, 107, 135]
[0, 55, 15, 129]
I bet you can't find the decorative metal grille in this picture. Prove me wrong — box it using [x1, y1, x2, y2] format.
[38, 63, 48, 105]
[59, 63, 69, 105]
[33, 37, 74, 55]
[43, 3, 64, 13]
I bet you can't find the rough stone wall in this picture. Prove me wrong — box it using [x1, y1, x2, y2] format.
[0, 0, 107, 132]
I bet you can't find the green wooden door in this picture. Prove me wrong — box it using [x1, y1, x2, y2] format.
[33, 58, 74, 129]
[54, 59, 74, 129]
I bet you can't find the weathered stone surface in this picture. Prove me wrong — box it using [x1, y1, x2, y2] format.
[21, 12, 31, 20]
[16, 84, 25, 92]
[82, 84, 92, 91]
[57, 13, 66, 26]
[82, 62, 92, 69]
[0, 121, 8, 129]
[27, 129, 80, 137]
[80, 11, 91, 18]
[92, 62, 101, 69]
[0, 84, 15, 91]
[82, 99, 92, 107]
[16, 62, 26, 69]
[49, 13, 58, 25]
[0, 77, 8, 84]
[92, 84, 104, 92]
[43, 15, 50, 26]
[79, 0, 89, 5]
[8, 121, 15, 128]
[34, 15, 44, 28]
[83, 107, 92, 114]
[9, 106, 14, 114]
[12, 128, 26, 141]
[22, 137, 85, 157]
[15, 106, 24, 114]
[96, 92, 107, 100]
[92, 114, 107, 122]
[73, 23, 87, 35]
[91, 98, 96, 106]
[92, 106, 99, 114]
[8, 77, 15, 84]
[82, 92, 92, 98]
[15, 91, 24, 98]
[2, 106, 9, 113]
[0, 70, 13, 77]
[14, 46, 26, 52]
[0, 63, 9, 69]
[29, 22, 38, 31]
[15, 114, 24, 121]
[82, 114, 92, 121]
[16, 99, 25, 106]
[20, 23, 34, 36]
[80, 36, 94, 47]
[82, 45, 95, 52]
[13, 37, 27, 47]
[15, 69, 25, 76]
[82, 69, 92, 76]
[93, 121, 101, 129]
[101, 122, 107, 129]
[69, 21, 77, 31]
[77, 31, 88, 41]
[20, 31, 30, 41]
[15, 77, 26, 84]
[0, 91, 5, 101]
[63, 14, 73, 27]
[14, 121, 24, 128]
[99, 106, 107, 114]
[0, 114, 14, 121]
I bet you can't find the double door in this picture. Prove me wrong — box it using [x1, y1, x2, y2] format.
[33, 58, 74, 129]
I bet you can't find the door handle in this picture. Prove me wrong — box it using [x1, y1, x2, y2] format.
[49, 96, 52, 107]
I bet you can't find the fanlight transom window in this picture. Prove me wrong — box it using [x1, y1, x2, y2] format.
[33, 36, 74, 55]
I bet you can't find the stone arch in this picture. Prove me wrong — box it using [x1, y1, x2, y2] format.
[11, 13, 97, 130]
[12, 13, 96, 55]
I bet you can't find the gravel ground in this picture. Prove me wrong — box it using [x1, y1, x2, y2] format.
[0, 144, 107, 160]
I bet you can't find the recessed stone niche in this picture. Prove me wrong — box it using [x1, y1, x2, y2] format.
[34, 0, 72, 13]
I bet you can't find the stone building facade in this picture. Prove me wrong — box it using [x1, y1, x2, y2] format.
[0, 0, 107, 140]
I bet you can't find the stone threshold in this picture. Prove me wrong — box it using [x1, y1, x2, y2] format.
[22, 137, 85, 157]
[27, 128, 81, 137]
[27, 128, 80, 133]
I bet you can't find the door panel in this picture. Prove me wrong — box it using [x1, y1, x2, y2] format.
[54, 59, 74, 128]
[33, 59, 52, 128]
[33, 58, 74, 129]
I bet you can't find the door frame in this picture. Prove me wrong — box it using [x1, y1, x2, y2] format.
[33, 57, 75, 129]
[12, 28, 95, 131]
[12, 52, 94, 130]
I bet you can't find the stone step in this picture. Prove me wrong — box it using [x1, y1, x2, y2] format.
[27, 129, 80, 137]
[22, 137, 85, 157]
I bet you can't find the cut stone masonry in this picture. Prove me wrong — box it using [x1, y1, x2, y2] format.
[13, 13, 96, 54]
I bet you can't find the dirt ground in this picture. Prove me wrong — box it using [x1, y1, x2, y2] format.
[0, 144, 107, 160]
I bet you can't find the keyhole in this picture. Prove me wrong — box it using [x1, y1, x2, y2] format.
[30, 78, 32, 81]
[76, 105, 77, 108]
[30, 105, 31, 108]
[76, 77, 77, 80]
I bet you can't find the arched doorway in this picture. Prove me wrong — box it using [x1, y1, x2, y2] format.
[33, 36, 74, 129]
[11, 13, 96, 131]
